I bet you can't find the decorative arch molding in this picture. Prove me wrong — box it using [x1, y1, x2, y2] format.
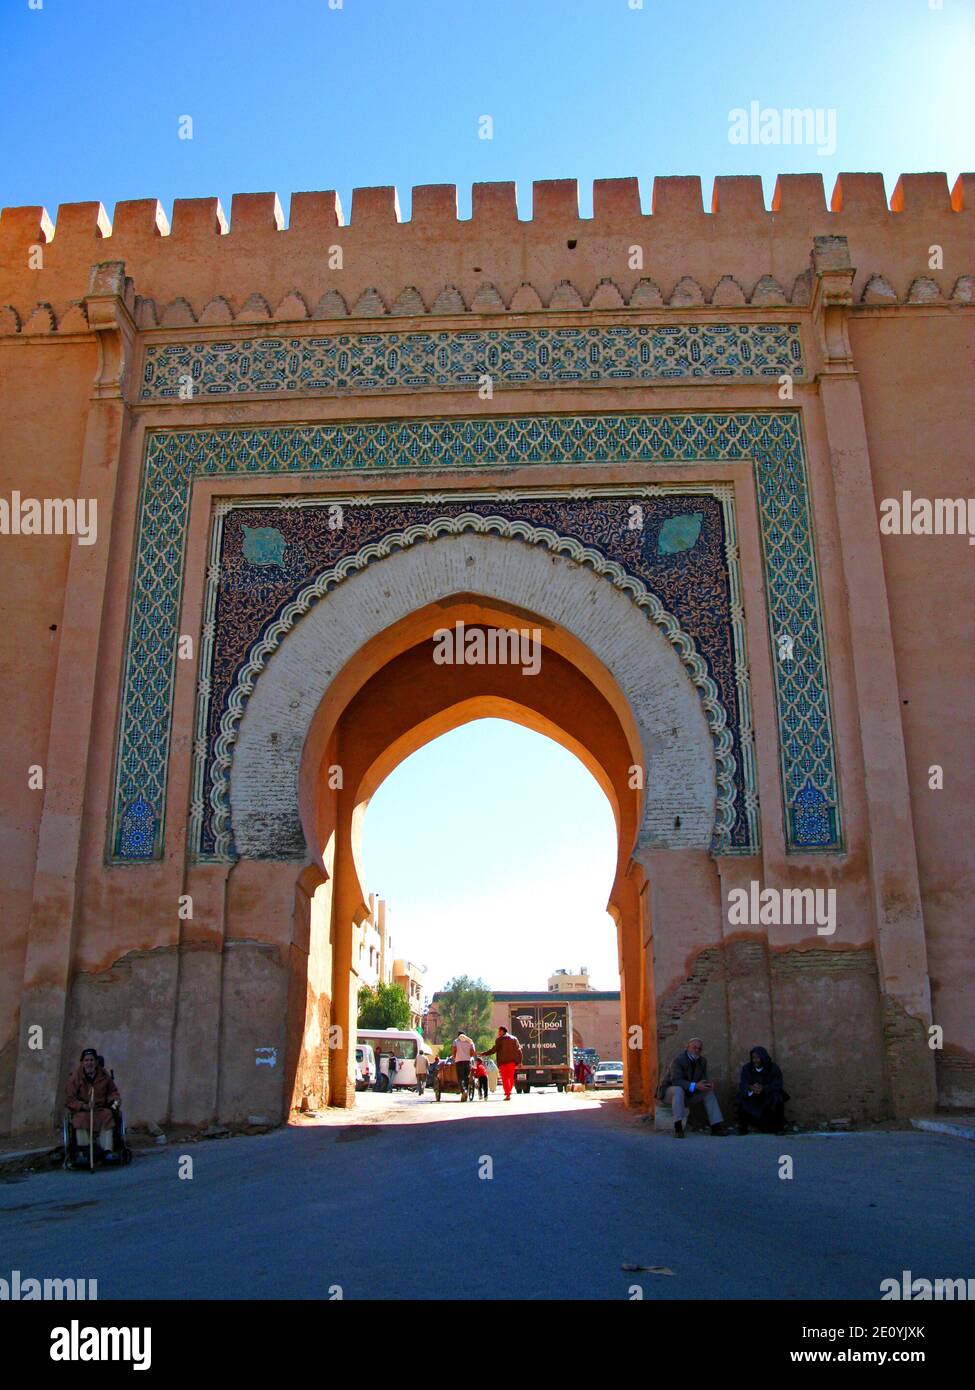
[228, 530, 721, 861]
[216, 516, 733, 861]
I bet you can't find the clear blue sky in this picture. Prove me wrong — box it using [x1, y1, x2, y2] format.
[1, 0, 971, 220]
[3, 1, 970, 998]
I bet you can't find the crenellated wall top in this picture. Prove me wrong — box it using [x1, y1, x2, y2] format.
[1, 174, 972, 330]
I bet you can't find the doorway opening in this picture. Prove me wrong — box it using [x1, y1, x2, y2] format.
[357, 718, 620, 1090]
[282, 595, 658, 1113]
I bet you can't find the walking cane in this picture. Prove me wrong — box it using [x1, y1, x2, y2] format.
[88, 1087, 95, 1173]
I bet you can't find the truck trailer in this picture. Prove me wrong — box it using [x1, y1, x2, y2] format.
[508, 1001, 573, 1092]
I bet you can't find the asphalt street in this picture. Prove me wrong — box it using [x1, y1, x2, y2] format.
[2, 1090, 972, 1301]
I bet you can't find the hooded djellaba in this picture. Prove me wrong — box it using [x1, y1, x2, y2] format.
[736, 1045, 790, 1134]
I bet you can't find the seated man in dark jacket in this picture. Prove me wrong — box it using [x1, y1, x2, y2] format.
[737, 1045, 788, 1134]
[659, 1037, 727, 1137]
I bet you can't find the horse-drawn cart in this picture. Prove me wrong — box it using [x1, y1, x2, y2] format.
[433, 1060, 475, 1101]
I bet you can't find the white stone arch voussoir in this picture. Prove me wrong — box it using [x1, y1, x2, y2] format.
[227, 518, 728, 859]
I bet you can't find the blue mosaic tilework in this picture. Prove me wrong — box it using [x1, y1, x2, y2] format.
[139, 323, 805, 401]
[109, 412, 840, 860]
[117, 794, 155, 859]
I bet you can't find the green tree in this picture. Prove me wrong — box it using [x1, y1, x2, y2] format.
[436, 975, 494, 1051]
[357, 981, 412, 1030]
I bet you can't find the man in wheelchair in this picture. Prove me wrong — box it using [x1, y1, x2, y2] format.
[63, 1047, 129, 1170]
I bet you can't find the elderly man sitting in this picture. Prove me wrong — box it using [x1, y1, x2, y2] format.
[659, 1037, 728, 1138]
[65, 1047, 121, 1167]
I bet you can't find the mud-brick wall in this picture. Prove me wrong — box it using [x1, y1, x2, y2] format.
[0, 336, 97, 1133]
[851, 313, 975, 1109]
[655, 944, 890, 1125]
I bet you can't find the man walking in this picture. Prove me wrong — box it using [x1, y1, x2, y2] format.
[415, 1050, 429, 1096]
[660, 1037, 727, 1137]
[483, 1025, 523, 1101]
[451, 1030, 477, 1102]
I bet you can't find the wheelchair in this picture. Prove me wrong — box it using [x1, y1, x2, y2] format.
[62, 1103, 132, 1171]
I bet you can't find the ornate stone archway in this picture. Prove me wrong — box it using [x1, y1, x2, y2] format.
[219, 527, 727, 1109]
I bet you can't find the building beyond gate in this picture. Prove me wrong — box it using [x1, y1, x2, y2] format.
[1, 172, 973, 1135]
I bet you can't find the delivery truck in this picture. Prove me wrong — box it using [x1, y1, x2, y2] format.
[508, 1001, 573, 1092]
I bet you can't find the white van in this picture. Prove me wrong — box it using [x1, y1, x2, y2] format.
[356, 1028, 432, 1090]
[355, 1042, 376, 1091]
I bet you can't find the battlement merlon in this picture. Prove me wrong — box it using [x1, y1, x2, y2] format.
[0, 173, 972, 324]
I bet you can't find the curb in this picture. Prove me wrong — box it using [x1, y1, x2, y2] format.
[910, 1117, 975, 1143]
[0, 1146, 61, 1177]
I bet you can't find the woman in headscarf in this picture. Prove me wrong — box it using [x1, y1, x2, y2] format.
[736, 1045, 789, 1134]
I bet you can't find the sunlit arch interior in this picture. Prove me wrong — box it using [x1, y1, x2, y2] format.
[359, 717, 621, 998]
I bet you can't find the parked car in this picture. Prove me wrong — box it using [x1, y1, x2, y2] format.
[593, 1060, 624, 1089]
[355, 1043, 376, 1092]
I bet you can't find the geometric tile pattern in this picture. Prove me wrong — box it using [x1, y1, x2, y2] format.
[139, 322, 805, 401]
[192, 488, 757, 861]
[109, 411, 841, 860]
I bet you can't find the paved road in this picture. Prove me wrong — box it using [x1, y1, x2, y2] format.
[3, 1090, 973, 1300]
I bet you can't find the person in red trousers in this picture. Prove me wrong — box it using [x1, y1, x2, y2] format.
[483, 1025, 523, 1101]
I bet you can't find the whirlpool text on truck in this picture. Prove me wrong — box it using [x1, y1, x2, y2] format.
[509, 1002, 573, 1092]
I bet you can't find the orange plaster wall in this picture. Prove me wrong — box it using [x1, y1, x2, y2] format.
[0, 338, 95, 1125]
[852, 310, 975, 1102]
